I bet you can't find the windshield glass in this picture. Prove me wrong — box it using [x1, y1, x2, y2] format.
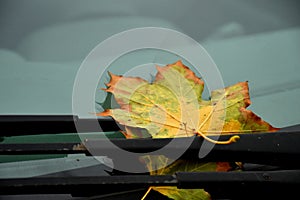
[0, 0, 299, 127]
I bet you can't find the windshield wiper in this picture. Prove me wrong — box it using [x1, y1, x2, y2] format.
[0, 115, 119, 136]
[0, 170, 299, 199]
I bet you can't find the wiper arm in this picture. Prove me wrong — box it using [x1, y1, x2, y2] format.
[0, 170, 299, 199]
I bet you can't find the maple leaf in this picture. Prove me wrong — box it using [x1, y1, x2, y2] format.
[97, 60, 278, 199]
[99, 60, 278, 139]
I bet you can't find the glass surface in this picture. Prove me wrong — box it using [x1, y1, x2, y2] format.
[0, 0, 299, 127]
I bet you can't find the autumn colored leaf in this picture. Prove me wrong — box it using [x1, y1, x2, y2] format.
[97, 60, 278, 200]
[99, 60, 278, 139]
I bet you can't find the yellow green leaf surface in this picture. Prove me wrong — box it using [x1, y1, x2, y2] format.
[99, 60, 278, 138]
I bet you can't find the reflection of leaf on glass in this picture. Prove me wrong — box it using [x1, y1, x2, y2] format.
[141, 155, 232, 200]
[97, 60, 279, 199]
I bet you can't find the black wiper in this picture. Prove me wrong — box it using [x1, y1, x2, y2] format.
[0, 115, 119, 136]
[0, 170, 299, 199]
[1, 128, 300, 167]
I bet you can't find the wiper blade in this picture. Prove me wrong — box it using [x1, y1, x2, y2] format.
[0, 170, 299, 199]
[0, 115, 119, 136]
[1, 130, 300, 167]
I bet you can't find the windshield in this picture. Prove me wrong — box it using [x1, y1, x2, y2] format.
[0, 0, 299, 127]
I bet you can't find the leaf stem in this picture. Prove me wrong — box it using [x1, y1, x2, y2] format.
[196, 131, 240, 144]
[141, 187, 152, 200]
